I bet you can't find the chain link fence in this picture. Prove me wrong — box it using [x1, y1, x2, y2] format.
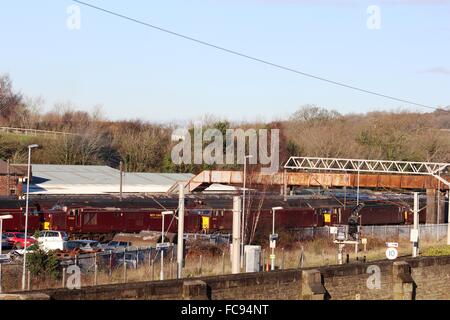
[291, 224, 449, 241]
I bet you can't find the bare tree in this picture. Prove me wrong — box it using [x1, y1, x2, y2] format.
[0, 74, 27, 126]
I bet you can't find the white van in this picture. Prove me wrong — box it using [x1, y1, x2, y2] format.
[37, 231, 68, 252]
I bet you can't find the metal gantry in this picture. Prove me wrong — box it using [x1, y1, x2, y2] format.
[284, 156, 450, 186]
[285, 156, 450, 246]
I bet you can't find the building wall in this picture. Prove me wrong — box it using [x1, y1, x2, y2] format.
[0, 175, 22, 196]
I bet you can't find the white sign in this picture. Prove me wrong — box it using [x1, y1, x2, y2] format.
[386, 242, 398, 248]
[156, 242, 172, 249]
[361, 238, 367, 245]
[385, 247, 398, 260]
[329, 226, 338, 235]
[269, 234, 279, 241]
[269, 240, 276, 249]
[410, 229, 419, 242]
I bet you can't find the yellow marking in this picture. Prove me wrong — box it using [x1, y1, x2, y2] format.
[202, 216, 210, 230]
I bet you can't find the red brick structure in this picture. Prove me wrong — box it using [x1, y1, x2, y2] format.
[0, 160, 27, 197]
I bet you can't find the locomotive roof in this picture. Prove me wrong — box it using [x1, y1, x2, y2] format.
[23, 194, 408, 210]
[0, 193, 415, 212]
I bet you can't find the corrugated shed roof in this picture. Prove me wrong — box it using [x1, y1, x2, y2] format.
[29, 164, 194, 194]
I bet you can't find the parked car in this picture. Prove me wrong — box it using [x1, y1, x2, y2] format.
[102, 240, 131, 251]
[0, 252, 11, 264]
[36, 230, 68, 252]
[1, 234, 13, 251]
[116, 252, 138, 269]
[64, 240, 102, 253]
[3, 232, 37, 249]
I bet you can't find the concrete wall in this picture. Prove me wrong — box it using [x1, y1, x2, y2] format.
[21, 255, 450, 300]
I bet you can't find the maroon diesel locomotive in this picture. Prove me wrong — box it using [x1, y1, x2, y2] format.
[0, 195, 419, 240]
[0, 200, 42, 233]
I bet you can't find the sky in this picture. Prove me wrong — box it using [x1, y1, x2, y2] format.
[0, 0, 449, 123]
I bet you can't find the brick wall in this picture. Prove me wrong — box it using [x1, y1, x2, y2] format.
[21, 255, 450, 300]
[407, 256, 450, 300]
[204, 270, 303, 300]
[0, 175, 22, 196]
[40, 280, 186, 300]
[321, 262, 394, 300]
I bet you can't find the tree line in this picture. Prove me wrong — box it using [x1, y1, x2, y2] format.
[1, 73, 449, 173]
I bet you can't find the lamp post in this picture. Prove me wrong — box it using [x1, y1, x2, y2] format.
[270, 207, 283, 271]
[0, 214, 13, 294]
[177, 183, 185, 279]
[447, 191, 450, 246]
[241, 154, 253, 269]
[160, 210, 173, 281]
[22, 144, 39, 291]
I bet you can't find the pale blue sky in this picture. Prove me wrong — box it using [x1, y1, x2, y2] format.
[0, 0, 449, 123]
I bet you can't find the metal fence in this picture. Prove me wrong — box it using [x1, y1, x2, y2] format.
[0, 245, 182, 292]
[184, 233, 231, 245]
[0, 126, 73, 136]
[291, 224, 449, 241]
[60, 245, 175, 274]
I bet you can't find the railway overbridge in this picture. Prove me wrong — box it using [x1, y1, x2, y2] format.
[179, 157, 450, 225]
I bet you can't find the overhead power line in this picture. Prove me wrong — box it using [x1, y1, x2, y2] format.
[73, 0, 448, 113]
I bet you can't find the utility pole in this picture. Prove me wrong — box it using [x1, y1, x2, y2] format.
[0, 215, 13, 294]
[160, 213, 165, 280]
[0, 218, 2, 294]
[22, 144, 39, 291]
[241, 155, 252, 269]
[437, 172, 441, 227]
[447, 190, 450, 245]
[6, 159, 10, 196]
[232, 196, 241, 274]
[177, 183, 185, 279]
[412, 192, 419, 257]
[270, 207, 283, 271]
[119, 161, 123, 201]
[271, 209, 275, 271]
[356, 166, 360, 205]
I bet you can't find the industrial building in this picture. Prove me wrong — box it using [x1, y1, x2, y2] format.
[26, 164, 236, 195]
[0, 159, 26, 196]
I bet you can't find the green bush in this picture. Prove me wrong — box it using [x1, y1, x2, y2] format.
[26, 249, 60, 279]
[422, 245, 450, 257]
